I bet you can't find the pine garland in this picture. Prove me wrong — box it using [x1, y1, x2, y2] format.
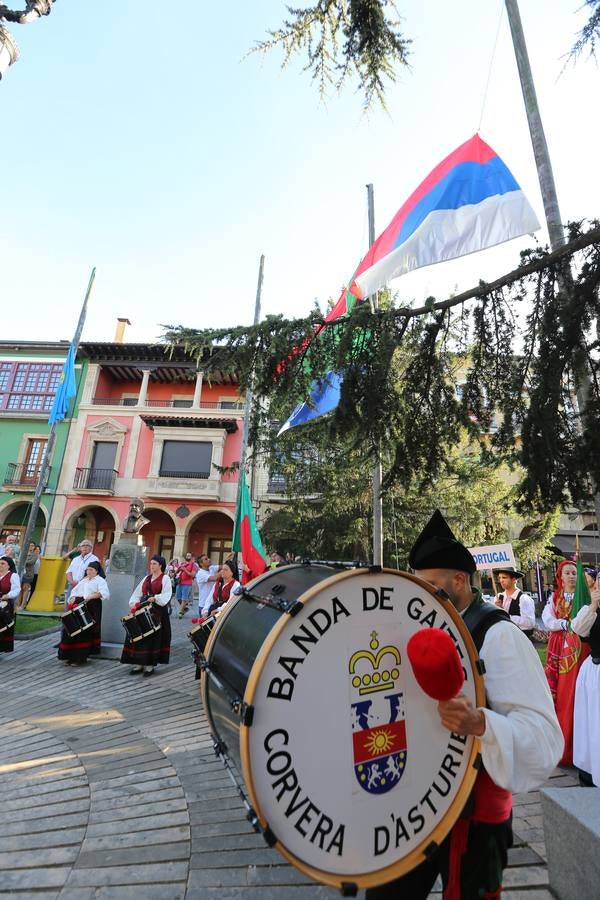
[163, 222, 600, 508]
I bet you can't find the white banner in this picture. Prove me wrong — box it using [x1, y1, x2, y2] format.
[468, 543, 516, 572]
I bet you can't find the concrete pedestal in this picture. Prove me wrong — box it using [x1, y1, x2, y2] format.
[541, 785, 600, 900]
[102, 536, 148, 659]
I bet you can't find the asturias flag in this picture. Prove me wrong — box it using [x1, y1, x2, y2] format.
[232, 470, 269, 584]
[48, 344, 77, 425]
[278, 133, 540, 434]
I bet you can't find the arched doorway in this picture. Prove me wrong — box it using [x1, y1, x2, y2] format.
[186, 510, 234, 564]
[140, 508, 176, 560]
[64, 506, 117, 565]
[0, 501, 47, 547]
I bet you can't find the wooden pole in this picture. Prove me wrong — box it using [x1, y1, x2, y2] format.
[235, 254, 264, 514]
[17, 268, 96, 578]
[505, 0, 600, 534]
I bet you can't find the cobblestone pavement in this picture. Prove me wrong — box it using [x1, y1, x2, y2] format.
[0, 614, 576, 899]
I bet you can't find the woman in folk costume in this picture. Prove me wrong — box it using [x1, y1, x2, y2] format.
[571, 578, 600, 786]
[58, 560, 109, 666]
[366, 510, 562, 900]
[542, 559, 590, 765]
[0, 556, 20, 654]
[206, 559, 240, 617]
[121, 554, 172, 677]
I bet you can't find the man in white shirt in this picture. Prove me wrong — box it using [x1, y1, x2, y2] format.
[195, 554, 220, 618]
[66, 540, 99, 591]
[495, 567, 536, 640]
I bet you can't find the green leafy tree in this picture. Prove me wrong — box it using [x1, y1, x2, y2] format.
[259, 424, 559, 567]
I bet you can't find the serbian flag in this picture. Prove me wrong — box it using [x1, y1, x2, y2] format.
[232, 470, 269, 584]
[336, 133, 540, 311]
[278, 134, 539, 434]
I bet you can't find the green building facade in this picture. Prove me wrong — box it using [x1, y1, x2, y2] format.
[0, 341, 87, 550]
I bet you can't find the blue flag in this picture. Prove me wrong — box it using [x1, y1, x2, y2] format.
[48, 344, 77, 425]
[278, 371, 344, 436]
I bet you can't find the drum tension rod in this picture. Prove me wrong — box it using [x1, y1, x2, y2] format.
[340, 882, 359, 897]
[239, 587, 299, 614]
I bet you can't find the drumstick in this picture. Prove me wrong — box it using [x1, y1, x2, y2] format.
[406, 628, 464, 702]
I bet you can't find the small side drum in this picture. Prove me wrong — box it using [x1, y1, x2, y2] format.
[201, 566, 485, 891]
[62, 601, 94, 637]
[121, 605, 160, 642]
[188, 617, 216, 655]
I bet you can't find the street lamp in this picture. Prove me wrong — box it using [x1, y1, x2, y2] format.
[0, 1, 55, 79]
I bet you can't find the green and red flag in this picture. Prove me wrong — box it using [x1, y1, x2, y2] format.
[571, 558, 591, 620]
[232, 470, 269, 584]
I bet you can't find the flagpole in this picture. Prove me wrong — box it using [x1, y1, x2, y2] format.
[235, 255, 264, 517]
[367, 184, 384, 566]
[505, 0, 600, 536]
[17, 267, 96, 579]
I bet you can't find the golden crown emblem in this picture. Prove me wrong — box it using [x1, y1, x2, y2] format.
[349, 630, 401, 695]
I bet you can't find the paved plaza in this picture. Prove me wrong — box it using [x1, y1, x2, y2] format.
[0, 616, 577, 899]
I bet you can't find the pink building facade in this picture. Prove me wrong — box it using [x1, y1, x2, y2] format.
[47, 342, 243, 565]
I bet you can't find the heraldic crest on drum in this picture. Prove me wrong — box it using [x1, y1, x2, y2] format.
[349, 630, 407, 795]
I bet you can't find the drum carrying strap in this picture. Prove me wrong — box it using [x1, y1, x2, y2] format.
[462, 593, 511, 655]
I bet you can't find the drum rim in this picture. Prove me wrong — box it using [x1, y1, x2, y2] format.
[239, 567, 485, 890]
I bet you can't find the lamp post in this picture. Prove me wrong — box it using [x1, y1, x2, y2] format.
[0, 1, 55, 79]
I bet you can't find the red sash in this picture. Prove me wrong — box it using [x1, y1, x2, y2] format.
[472, 768, 512, 824]
[0, 572, 12, 595]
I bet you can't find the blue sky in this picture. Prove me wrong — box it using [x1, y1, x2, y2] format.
[2, 1, 598, 344]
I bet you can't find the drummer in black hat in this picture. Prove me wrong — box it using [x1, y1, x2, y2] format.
[366, 509, 562, 900]
[495, 567, 536, 641]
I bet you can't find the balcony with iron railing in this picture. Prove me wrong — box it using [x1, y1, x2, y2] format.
[73, 467, 117, 494]
[90, 397, 244, 412]
[3, 462, 50, 491]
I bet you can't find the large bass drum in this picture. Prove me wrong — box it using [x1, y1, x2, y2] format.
[201, 565, 484, 892]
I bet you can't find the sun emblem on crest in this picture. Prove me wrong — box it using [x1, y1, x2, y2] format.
[364, 728, 395, 756]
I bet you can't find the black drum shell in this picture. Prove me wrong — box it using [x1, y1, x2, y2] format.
[202, 564, 337, 771]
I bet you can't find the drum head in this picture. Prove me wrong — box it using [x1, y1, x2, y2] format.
[240, 568, 484, 890]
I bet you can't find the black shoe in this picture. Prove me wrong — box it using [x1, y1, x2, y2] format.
[129, 666, 143, 675]
[143, 667, 154, 677]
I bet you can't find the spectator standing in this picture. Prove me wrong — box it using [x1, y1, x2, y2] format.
[0, 534, 21, 563]
[16, 542, 37, 610]
[176, 553, 198, 618]
[62, 546, 81, 602]
[196, 554, 220, 618]
[494, 567, 536, 640]
[584, 568, 598, 591]
[29, 545, 42, 600]
[66, 541, 99, 595]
